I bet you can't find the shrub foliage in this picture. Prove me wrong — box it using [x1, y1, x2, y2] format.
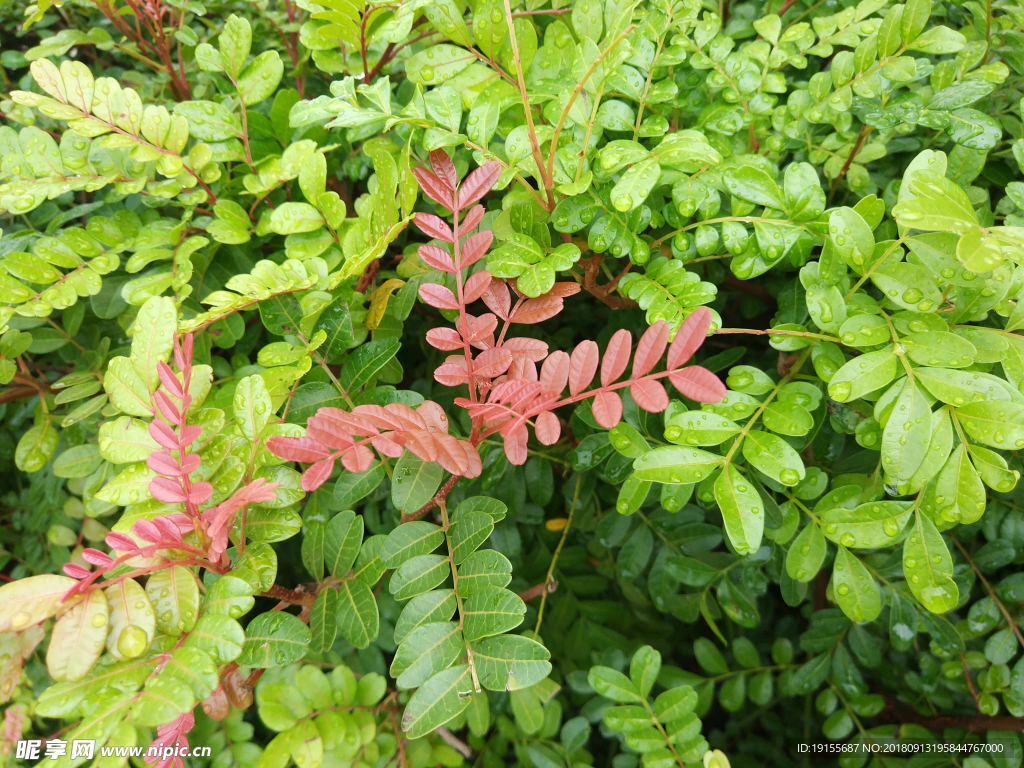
[1, 0, 1024, 763]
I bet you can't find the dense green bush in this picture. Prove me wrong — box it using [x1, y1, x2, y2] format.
[3, 0, 1024, 763]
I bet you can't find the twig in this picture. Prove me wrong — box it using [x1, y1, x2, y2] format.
[878, 693, 1024, 733]
[401, 475, 459, 523]
[437, 728, 473, 759]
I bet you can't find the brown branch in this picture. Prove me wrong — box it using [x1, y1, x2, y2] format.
[437, 728, 473, 759]
[827, 125, 872, 206]
[878, 693, 1024, 733]
[260, 583, 315, 605]
[576, 254, 639, 310]
[518, 580, 558, 601]
[401, 474, 459, 523]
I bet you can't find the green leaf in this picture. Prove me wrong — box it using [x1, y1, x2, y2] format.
[827, 346, 898, 402]
[98, 416, 160, 464]
[183, 614, 245, 663]
[832, 545, 881, 623]
[475, 635, 552, 691]
[457, 550, 513, 597]
[146, 566, 200, 635]
[632, 446, 722, 484]
[131, 296, 175, 392]
[407, 44, 474, 85]
[382, 522, 445, 568]
[401, 664, 473, 738]
[904, 512, 959, 614]
[587, 666, 642, 702]
[714, 464, 765, 556]
[956, 401, 1024, 449]
[786, 522, 826, 583]
[237, 612, 311, 667]
[234, 374, 273, 444]
[395, 590, 458, 644]
[238, 51, 284, 105]
[270, 202, 325, 235]
[391, 621, 464, 689]
[463, 587, 526, 641]
[390, 554, 451, 600]
[450, 512, 494, 564]
[104, 356, 153, 417]
[53, 444, 102, 478]
[629, 646, 661, 698]
[309, 588, 337, 653]
[742, 431, 805, 486]
[325, 510, 364, 577]
[220, 14, 252, 79]
[336, 578, 380, 648]
[203, 575, 255, 619]
[314, 296, 357, 363]
[392, 451, 444, 513]
[881, 379, 933, 485]
[821, 501, 913, 548]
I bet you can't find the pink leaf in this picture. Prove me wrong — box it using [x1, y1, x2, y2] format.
[512, 296, 563, 324]
[430, 149, 457, 191]
[147, 451, 184, 477]
[417, 401, 450, 432]
[302, 458, 336, 491]
[601, 329, 632, 387]
[148, 420, 180, 450]
[153, 516, 184, 541]
[504, 427, 528, 465]
[461, 204, 485, 233]
[633, 321, 670, 378]
[419, 283, 459, 310]
[413, 167, 454, 211]
[591, 391, 623, 429]
[462, 443, 482, 477]
[267, 436, 333, 463]
[157, 361, 184, 398]
[457, 161, 501, 210]
[432, 433, 469, 475]
[474, 347, 513, 378]
[482, 280, 511, 320]
[667, 307, 714, 369]
[569, 340, 599, 395]
[188, 482, 213, 506]
[106, 532, 137, 552]
[463, 270, 492, 304]
[180, 425, 201, 446]
[415, 212, 454, 243]
[509, 357, 538, 381]
[180, 454, 200, 474]
[82, 548, 113, 566]
[547, 282, 582, 298]
[503, 337, 549, 362]
[403, 431, 439, 463]
[63, 563, 90, 579]
[427, 327, 464, 351]
[540, 351, 570, 394]
[465, 313, 497, 347]
[419, 244, 456, 273]
[435, 361, 470, 387]
[153, 391, 181, 425]
[133, 519, 163, 543]
[668, 366, 727, 403]
[461, 231, 493, 268]
[535, 410, 561, 445]
[150, 476, 187, 503]
[631, 380, 669, 412]
[341, 444, 375, 473]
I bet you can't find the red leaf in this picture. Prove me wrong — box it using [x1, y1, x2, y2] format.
[461, 231, 492, 268]
[667, 307, 714, 369]
[591, 391, 623, 429]
[569, 340, 599, 395]
[546, 282, 582, 298]
[157, 361, 184, 398]
[474, 347, 513, 378]
[404, 431, 440, 463]
[509, 357, 538, 381]
[82, 548, 113, 566]
[461, 204, 485, 233]
[413, 166, 454, 211]
[153, 516, 184, 541]
[462, 442, 482, 477]
[267, 436, 333, 463]
[341, 444, 374, 473]
[433, 433, 469, 475]
[601, 329, 632, 387]
[512, 296, 563, 324]
[106, 532, 137, 552]
[535, 410, 561, 445]
[419, 244, 457, 273]
[307, 421, 357, 451]
[372, 435, 405, 458]
[457, 162, 501, 210]
[633, 321, 670, 378]
[482, 280, 511, 320]
[63, 563, 91, 579]
[419, 283, 459, 310]
[490, 379, 542, 405]
[463, 270, 492, 304]
[430, 149, 457, 191]
[540, 350, 570, 394]
[668, 366, 727, 403]
[435, 360, 470, 387]
[504, 426, 528, 465]
[180, 453, 200, 474]
[150, 476, 187, 503]
[302, 458, 335, 491]
[427, 327, 464, 351]
[631, 380, 669, 412]
[415, 212, 454, 243]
